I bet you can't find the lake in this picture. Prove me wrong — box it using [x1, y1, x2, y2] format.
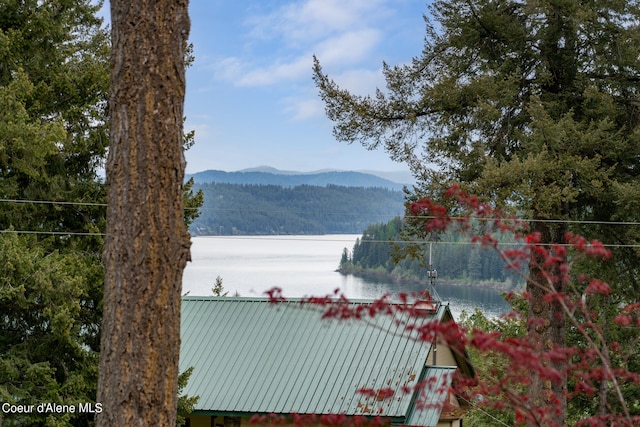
[182, 235, 511, 319]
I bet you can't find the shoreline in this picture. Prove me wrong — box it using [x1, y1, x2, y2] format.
[336, 267, 521, 293]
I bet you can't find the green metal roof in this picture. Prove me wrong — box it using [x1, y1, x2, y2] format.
[180, 297, 457, 426]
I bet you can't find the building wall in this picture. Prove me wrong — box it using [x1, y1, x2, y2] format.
[186, 414, 461, 427]
[186, 414, 212, 427]
[186, 415, 241, 427]
[425, 341, 457, 367]
[186, 415, 394, 427]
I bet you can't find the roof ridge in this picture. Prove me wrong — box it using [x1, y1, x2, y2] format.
[181, 295, 450, 305]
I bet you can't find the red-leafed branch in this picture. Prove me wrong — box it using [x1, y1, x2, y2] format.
[264, 185, 640, 426]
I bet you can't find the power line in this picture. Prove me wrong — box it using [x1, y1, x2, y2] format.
[0, 229, 105, 237]
[2, 197, 640, 227]
[0, 198, 201, 210]
[0, 198, 107, 207]
[416, 215, 640, 227]
[2, 229, 640, 249]
[2, 197, 640, 242]
[187, 208, 640, 227]
[191, 235, 640, 249]
[456, 395, 512, 427]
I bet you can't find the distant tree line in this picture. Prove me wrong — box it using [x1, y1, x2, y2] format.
[189, 183, 405, 235]
[340, 217, 523, 289]
[187, 169, 407, 190]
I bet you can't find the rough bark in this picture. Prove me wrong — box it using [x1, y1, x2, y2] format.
[96, 1, 191, 426]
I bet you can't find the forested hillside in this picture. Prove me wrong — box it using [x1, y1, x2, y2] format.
[190, 183, 405, 235]
[187, 169, 407, 190]
[339, 217, 523, 289]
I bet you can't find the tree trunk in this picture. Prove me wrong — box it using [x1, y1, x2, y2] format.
[96, 1, 191, 426]
[526, 218, 567, 427]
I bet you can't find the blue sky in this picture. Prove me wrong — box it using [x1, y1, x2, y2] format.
[183, 1, 428, 175]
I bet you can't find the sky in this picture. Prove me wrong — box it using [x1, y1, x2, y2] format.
[182, 0, 428, 175]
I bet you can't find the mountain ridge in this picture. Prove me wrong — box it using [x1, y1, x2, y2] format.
[187, 167, 412, 190]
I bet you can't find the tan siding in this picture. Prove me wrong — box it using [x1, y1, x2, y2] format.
[425, 341, 457, 367]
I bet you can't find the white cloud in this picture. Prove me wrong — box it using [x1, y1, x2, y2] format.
[201, 0, 403, 126]
[248, 0, 391, 44]
[331, 67, 386, 96]
[282, 67, 385, 121]
[314, 29, 382, 66]
[235, 55, 311, 87]
[284, 97, 325, 121]
[210, 56, 245, 82]
[212, 28, 381, 88]
[207, 0, 395, 88]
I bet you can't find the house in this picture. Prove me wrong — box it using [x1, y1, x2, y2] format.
[179, 296, 474, 427]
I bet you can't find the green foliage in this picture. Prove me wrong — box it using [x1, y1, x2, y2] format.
[0, 2, 108, 425]
[314, 0, 640, 258]
[0, 2, 202, 425]
[347, 217, 403, 271]
[183, 177, 204, 229]
[339, 247, 350, 269]
[176, 367, 199, 427]
[314, 0, 640, 219]
[0, 232, 101, 427]
[0, 0, 109, 236]
[459, 307, 527, 426]
[315, 1, 640, 420]
[341, 217, 523, 287]
[0, 1, 199, 424]
[182, 128, 204, 230]
[190, 183, 404, 235]
[211, 276, 228, 297]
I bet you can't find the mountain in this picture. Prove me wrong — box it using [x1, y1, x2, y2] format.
[237, 166, 301, 175]
[189, 182, 405, 236]
[186, 167, 411, 191]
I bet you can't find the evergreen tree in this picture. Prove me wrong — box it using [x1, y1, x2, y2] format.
[0, 3, 202, 425]
[339, 248, 350, 269]
[467, 248, 483, 281]
[314, 1, 640, 423]
[0, 2, 109, 426]
[0, 0, 109, 233]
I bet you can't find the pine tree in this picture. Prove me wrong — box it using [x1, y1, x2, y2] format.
[0, 2, 109, 425]
[97, 0, 192, 425]
[314, 1, 640, 423]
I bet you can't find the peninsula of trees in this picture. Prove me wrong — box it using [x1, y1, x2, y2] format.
[338, 217, 523, 290]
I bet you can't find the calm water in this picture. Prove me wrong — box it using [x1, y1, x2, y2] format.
[182, 235, 510, 319]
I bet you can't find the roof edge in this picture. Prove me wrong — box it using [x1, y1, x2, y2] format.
[182, 295, 453, 310]
[403, 366, 458, 427]
[189, 410, 401, 423]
